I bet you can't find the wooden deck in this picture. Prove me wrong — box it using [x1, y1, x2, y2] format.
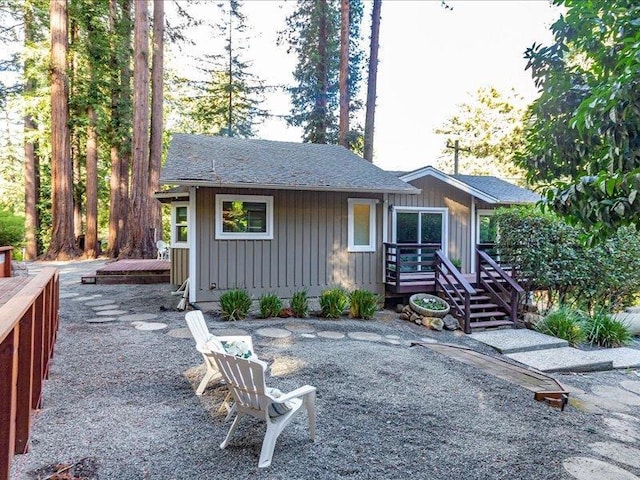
[0, 277, 31, 307]
[82, 259, 170, 284]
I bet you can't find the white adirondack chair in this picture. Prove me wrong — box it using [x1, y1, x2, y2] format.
[184, 310, 255, 396]
[156, 240, 169, 260]
[206, 350, 317, 468]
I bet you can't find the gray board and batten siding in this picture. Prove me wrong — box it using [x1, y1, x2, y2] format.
[194, 187, 385, 302]
[170, 247, 189, 285]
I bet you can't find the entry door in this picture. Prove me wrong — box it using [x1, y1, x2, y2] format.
[394, 209, 448, 271]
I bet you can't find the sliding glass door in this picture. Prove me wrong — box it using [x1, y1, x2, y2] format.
[394, 208, 447, 271]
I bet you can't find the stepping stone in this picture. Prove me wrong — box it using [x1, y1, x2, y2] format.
[385, 335, 401, 340]
[85, 299, 116, 307]
[386, 339, 401, 345]
[620, 380, 640, 396]
[419, 337, 438, 344]
[285, 323, 316, 333]
[72, 295, 102, 302]
[209, 327, 249, 336]
[60, 293, 80, 299]
[255, 327, 291, 339]
[471, 329, 568, 354]
[167, 328, 192, 339]
[604, 416, 640, 443]
[348, 332, 383, 342]
[133, 322, 168, 331]
[506, 347, 613, 373]
[300, 333, 316, 338]
[572, 394, 630, 415]
[568, 396, 604, 414]
[563, 457, 639, 480]
[591, 386, 640, 406]
[96, 310, 128, 316]
[317, 331, 345, 339]
[590, 441, 640, 469]
[92, 305, 119, 311]
[118, 313, 158, 322]
[586, 348, 640, 370]
[85, 317, 117, 323]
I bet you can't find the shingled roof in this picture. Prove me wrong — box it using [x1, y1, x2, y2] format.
[161, 134, 420, 195]
[397, 166, 539, 204]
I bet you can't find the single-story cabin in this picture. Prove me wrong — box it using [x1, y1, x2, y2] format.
[159, 134, 539, 309]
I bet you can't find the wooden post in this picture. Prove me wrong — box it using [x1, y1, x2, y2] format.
[15, 307, 35, 453]
[0, 327, 19, 480]
[446, 140, 471, 175]
[0, 247, 13, 278]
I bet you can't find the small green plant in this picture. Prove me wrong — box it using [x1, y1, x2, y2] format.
[583, 310, 632, 348]
[290, 289, 309, 318]
[349, 289, 380, 319]
[319, 287, 349, 318]
[535, 305, 585, 346]
[219, 289, 252, 321]
[413, 297, 447, 311]
[450, 258, 462, 269]
[259, 293, 282, 319]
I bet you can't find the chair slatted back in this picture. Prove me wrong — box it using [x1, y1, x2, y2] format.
[211, 351, 268, 413]
[185, 311, 211, 346]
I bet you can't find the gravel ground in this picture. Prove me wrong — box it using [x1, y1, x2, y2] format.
[9, 260, 640, 480]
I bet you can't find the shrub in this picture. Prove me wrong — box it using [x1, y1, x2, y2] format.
[259, 293, 282, 319]
[219, 289, 252, 321]
[319, 287, 349, 318]
[290, 289, 309, 318]
[0, 207, 25, 256]
[583, 310, 632, 348]
[535, 305, 585, 346]
[349, 289, 380, 319]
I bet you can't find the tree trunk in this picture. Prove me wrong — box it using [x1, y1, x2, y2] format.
[314, 0, 329, 144]
[149, 0, 164, 245]
[120, 0, 153, 258]
[46, 0, 78, 260]
[85, 107, 98, 258]
[107, 0, 132, 258]
[338, 0, 350, 147]
[363, 0, 381, 162]
[24, 5, 39, 260]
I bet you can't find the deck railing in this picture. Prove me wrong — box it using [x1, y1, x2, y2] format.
[434, 250, 476, 333]
[0, 268, 59, 479]
[476, 249, 523, 325]
[0, 246, 13, 278]
[384, 243, 441, 292]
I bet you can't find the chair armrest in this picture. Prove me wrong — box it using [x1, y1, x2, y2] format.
[275, 385, 317, 403]
[215, 335, 254, 349]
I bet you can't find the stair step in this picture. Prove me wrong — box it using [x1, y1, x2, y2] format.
[468, 303, 500, 310]
[469, 310, 508, 319]
[470, 319, 515, 329]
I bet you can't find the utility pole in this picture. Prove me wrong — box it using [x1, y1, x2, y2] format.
[446, 139, 471, 175]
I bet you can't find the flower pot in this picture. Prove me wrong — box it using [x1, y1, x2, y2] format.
[409, 293, 450, 318]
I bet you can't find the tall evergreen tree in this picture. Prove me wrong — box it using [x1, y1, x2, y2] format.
[363, 0, 381, 162]
[149, 0, 164, 242]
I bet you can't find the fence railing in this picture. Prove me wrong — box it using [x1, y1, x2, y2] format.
[0, 268, 59, 479]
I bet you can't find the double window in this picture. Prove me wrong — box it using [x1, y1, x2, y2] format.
[348, 199, 377, 252]
[215, 194, 274, 240]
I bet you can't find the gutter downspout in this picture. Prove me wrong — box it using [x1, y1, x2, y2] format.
[188, 186, 197, 304]
[382, 193, 389, 284]
[470, 196, 476, 273]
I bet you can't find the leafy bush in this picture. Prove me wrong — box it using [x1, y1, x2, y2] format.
[219, 289, 252, 321]
[290, 289, 309, 318]
[0, 207, 25, 255]
[319, 287, 349, 318]
[349, 289, 380, 319]
[535, 305, 585, 346]
[583, 311, 632, 348]
[259, 293, 282, 319]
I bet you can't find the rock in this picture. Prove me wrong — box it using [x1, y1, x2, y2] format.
[410, 312, 422, 323]
[422, 317, 432, 328]
[11, 261, 29, 277]
[613, 312, 640, 335]
[278, 307, 294, 318]
[399, 312, 410, 321]
[414, 318, 422, 325]
[442, 314, 461, 331]
[523, 312, 542, 328]
[429, 318, 444, 331]
[402, 305, 413, 314]
[395, 303, 405, 314]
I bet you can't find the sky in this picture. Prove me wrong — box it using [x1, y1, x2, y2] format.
[172, 0, 561, 173]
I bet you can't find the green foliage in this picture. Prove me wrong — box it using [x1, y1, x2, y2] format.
[583, 311, 632, 348]
[535, 305, 586, 347]
[290, 289, 309, 318]
[494, 206, 640, 311]
[348, 289, 379, 319]
[0, 207, 25, 254]
[258, 293, 282, 319]
[219, 289, 252, 321]
[435, 86, 528, 182]
[319, 287, 349, 318]
[520, 0, 640, 241]
[282, 0, 364, 145]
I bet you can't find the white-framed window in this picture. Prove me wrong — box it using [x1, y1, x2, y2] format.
[348, 198, 377, 252]
[215, 194, 274, 240]
[171, 202, 189, 247]
[477, 209, 498, 244]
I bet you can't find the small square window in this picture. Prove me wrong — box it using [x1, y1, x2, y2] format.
[216, 195, 274, 240]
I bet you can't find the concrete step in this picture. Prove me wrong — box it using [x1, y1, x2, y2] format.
[470, 329, 568, 354]
[505, 347, 640, 373]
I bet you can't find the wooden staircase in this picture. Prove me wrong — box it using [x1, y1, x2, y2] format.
[462, 288, 513, 330]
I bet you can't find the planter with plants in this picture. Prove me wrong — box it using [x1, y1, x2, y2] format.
[409, 293, 450, 318]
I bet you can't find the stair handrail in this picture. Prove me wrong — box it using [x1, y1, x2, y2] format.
[434, 250, 476, 333]
[476, 249, 524, 325]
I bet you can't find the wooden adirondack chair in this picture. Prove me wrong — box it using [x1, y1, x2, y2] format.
[206, 350, 317, 468]
[184, 310, 255, 395]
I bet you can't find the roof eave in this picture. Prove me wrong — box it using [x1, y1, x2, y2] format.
[399, 166, 499, 203]
[160, 178, 421, 195]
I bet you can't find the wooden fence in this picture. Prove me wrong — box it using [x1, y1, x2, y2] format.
[0, 268, 59, 480]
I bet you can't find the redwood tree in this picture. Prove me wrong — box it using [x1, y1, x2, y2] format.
[338, 0, 349, 146]
[46, 0, 78, 259]
[363, 0, 381, 162]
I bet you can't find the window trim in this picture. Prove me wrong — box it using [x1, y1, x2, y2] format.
[215, 194, 274, 240]
[477, 209, 496, 244]
[348, 198, 377, 252]
[171, 202, 189, 248]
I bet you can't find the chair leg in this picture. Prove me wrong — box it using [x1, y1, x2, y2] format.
[196, 369, 217, 395]
[258, 423, 281, 468]
[220, 413, 242, 449]
[305, 392, 316, 440]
